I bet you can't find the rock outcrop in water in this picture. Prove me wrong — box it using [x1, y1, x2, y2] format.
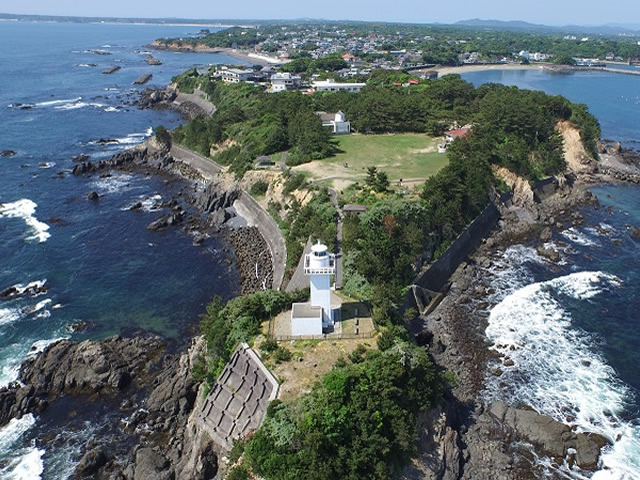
[0, 336, 165, 428]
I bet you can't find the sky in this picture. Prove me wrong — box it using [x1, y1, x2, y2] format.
[1, 0, 639, 26]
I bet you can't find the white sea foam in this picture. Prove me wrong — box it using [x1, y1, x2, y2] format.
[0, 447, 45, 480]
[2, 279, 48, 299]
[103, 106, 120, 112]
[90, 172, 138, 195]
[0, 414, 44, 480]
[0, 199, 51, 243]
[561, 227, 600, 247]
[54, 101, 105, 111]
[0, 414, 36, 452]
[27, 337, 67, 358]
[121, 194, 162, 212]
[34, 97, 82, 108]
[0, 307, 21, 327]
[485, 271, 640, 478]
[38, 162, 55, 169]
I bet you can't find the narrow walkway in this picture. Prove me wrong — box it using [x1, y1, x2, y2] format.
[170, 143, 286, 290]
[328, 188, 343, 289]
[170, 144, 222, 181]
[173, 88, 216, 117]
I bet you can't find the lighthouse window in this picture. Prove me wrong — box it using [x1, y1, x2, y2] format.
[314, 251, 326, 257]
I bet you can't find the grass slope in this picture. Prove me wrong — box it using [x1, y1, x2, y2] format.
[293, 133, 449, 188]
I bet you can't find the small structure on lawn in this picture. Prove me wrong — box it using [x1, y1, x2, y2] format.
[291, 241, 336, 336]
[316, 111, 351, 134]
[438, 125, 473, 153]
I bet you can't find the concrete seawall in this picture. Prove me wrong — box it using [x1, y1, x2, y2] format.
[233, 192, 286, 290]
[170, 143, 286, 290]
[404, 202, 500, 332]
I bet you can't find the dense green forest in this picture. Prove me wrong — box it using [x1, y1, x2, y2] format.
[169, 69, 599, 302]
[171, 69, 599, 180]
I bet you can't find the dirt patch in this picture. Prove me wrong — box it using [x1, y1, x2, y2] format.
[262, 338, 377, 401]
[556, 120, 596, 173]
[408, 146, 438, 154]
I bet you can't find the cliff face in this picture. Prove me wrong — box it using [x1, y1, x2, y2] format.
[556, 120, 597, 174]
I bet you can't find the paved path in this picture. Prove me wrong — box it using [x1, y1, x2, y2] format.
[170, 143, 286, 290]
[328, 188, 343, 290]
[173, 88, 216, 117]
[170, 144, 222, 181]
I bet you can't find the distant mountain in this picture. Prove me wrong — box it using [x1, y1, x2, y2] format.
[456, 18, 640, 36]
[456, 19, 546, 29]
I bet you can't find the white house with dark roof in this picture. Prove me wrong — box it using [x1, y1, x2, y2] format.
[316, 111, 351, 134]
[270, 72, 302, 92]
[221, 68, 252, 83]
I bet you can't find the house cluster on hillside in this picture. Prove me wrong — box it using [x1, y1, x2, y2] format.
[215, 66, 367, 94]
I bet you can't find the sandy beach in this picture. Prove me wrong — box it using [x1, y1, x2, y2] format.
[434, 63, 552, 77]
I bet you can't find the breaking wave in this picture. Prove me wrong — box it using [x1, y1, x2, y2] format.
[0, 199, 50, 243]
[485, 271, 640, 479]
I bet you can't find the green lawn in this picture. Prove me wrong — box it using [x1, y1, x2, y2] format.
[293, 133, 448, 187]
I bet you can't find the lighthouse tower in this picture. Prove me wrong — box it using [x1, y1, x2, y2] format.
[304, 241, 336, 329]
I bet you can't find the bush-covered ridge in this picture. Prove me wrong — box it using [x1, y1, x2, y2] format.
[170, 70, 600, 181]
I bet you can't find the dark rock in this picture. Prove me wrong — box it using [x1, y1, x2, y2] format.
[536, 245, 560, 263]
[0, 336, 164, 427]
[134, 448, 173, 480]
[1, 150, 17, 157]
[130, 201, 143, 211]
[96, 138, 119, 145]
[147, 217, 169, 231]
[71, 154, 90, 163]
[75, 447, 108, 477]
[88, 191, 100, 201]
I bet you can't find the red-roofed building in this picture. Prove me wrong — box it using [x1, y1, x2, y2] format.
[438, 125, 473, 153]
[445, 126, 472, 142]
[342, 53, 356, 62]
[408, 78, 420, 85]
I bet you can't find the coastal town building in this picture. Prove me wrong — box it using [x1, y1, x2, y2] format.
[270, 72, 302, 92]
[221, 68, 253, 83]
[438, 125, 473, 153]
[312, 79, 366, 93]
[316, 111, 351, 134]
[290, 241, 336, 336]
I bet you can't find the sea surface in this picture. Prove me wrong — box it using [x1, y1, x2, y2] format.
[463, 69, 640, 479]
[0, 21, 247, 478]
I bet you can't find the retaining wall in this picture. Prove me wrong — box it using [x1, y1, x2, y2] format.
[234, 192, 286, 290]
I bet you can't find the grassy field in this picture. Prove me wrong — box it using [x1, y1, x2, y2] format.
[292, 133, 449, 188]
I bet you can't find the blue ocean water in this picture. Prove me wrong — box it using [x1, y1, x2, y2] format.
[0, 21, 247, 477]
[463, 69, 640, 478]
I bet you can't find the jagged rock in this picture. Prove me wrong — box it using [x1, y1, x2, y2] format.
[71, 154, 90, 163]
[147, 216, 169, 231]
[75, 447, 108, 477]
[1, 150, 17, 157]
[0, 336, 164, 427]
[130, 201, 143, 211]
[536, 245, 560, 263]
[88, 191, 100, 201]
[134, 448, 173, 480]
[486, 401, 610, 470]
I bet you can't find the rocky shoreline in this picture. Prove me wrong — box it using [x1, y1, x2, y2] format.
[403, 150, 640, 479]
[71, 143, 274, 295]
[0, 139, 275, 478]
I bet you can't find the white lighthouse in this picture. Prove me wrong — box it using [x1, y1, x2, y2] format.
[305, 241, 335, 329]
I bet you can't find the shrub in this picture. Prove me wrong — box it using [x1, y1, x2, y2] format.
[249, 179, 269, 196]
